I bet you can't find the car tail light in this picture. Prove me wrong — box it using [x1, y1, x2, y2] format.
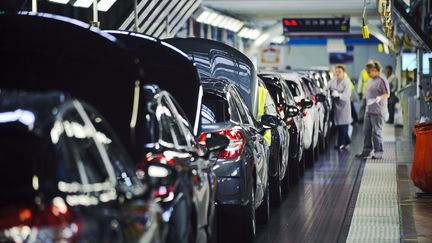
[0, 199, 79, 242]
[277, 107, 285, 118]
[296, 102, 308, 117]
[137, 155, 176, 176]
[213, 129, 245, 159]
[154, 185, 174, 198]
[198, 133, 207, 147]
[286, 117, 294, 126]
[137, 155, 177, 199]
[311, 95, 316, 103]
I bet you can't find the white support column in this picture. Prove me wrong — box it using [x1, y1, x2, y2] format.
[32, 0, 37, 13]
[92, 0, 100, 27]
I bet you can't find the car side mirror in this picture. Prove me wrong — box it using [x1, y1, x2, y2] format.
[316, 93, 326, 103]
[139, 162, 176, 188]
[301, 98, 313, 109]
[260, 115, 278, 129]
[198, 132, 229, 159]
[286, 105, 300, 117]
[203, 132, 229, 153]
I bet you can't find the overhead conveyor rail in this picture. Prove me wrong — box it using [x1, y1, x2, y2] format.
[119, 0, 202, 38]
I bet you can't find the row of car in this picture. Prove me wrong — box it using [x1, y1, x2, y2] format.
[0, 12, 334, 243]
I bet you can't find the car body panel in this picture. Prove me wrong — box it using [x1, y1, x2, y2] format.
[200, 81, 270, 210]
[259, 72, 305, 164]
[0, 91, 166, 243]
[136, 88, 217, 243]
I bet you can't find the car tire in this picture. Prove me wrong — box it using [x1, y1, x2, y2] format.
[269, 150, 282, 206]
[208, 205, 217, 243]
[299, 151, 305, 176]
[239, 184, 256, 242]
[319, 133, 326, 153]
[305, 143, 315, 168]
[256, 180, 270, 224]
[288, 155, 300, 185]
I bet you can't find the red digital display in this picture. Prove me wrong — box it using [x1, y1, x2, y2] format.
[282, 17, 350, 34]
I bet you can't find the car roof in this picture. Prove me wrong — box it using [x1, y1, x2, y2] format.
[201, 79, 231, 97]
[106, 31, 202, 134]
[0, 12, 141, 150]
[164, 37, 258, 117]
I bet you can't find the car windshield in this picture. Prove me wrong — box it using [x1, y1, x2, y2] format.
[201, 93, 230, 124]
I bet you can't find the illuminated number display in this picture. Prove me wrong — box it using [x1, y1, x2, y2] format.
[282, 17, 350, 34]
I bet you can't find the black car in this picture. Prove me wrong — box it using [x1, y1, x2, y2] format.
[0, 13, 226, 243]
[199, 79, 274, 242]
[259, 73, 305, 181]
[102, 31, 228, 243]
[133, 84, 227, 243]
[0, 90, 165, 243]
[257, 78, 291, 204]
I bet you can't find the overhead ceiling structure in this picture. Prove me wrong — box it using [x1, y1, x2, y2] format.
[201, 0, 384, 54]
[119, 0, 202, 38]
[202, 0, 379, 21]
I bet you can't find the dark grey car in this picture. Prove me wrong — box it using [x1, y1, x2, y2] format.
[198, 80, 274, 242]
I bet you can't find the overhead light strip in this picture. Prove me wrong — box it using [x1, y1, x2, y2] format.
[49, 0, 70, 4]
[195, 8, 244, 33]
[97, 0, 116, 12]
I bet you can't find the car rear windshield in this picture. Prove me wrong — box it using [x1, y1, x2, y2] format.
[0, 131, 54, 207]
[266, 84, 286, 106]
[286, 81, 301, 97]
[201, 93, 230, 124]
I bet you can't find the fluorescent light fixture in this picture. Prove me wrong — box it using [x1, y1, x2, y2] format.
[204, 12, 218, 25]
[73, 0, 93, 8]
[238, 27, 262, 39]
[212, 15, 224, 27]
[194, 8, 244, 33]
[98, 0, 116, 11]
[49, 0, 70, 4]
[231, 21, 244, 32]
[196, 10, 211, 23]
[218, 17, 231, 28]
[271, 36, 286, 44]
[255, 33, 270, 46]
[250, 29, 261, 39]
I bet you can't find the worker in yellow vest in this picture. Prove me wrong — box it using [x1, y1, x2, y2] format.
[257, 82, 278, 146]
[357, 68, 370, 122]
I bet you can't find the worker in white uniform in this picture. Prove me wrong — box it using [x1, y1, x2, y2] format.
[325, 64, 352, 150]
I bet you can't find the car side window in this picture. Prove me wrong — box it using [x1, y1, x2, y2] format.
[225, 91, 241, 123]
[57, 102, 110, 185]
[231, 88, 256, 126]
[229, 88, 250, 125]
[166, 94, 198, 150]
[84, 104, 143, 195]
[281, 82, 297, 106]
[157, 96, 188, 149]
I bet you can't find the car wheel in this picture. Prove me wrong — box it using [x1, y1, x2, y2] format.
[239, 184, 256, 242]
[256, 180, 270, 224]
[288, 155, 300, 185]
[319, 133, 326, 153]
[305, 142, 315, 168]
[299, 151, 306, 176]
[269, 150, 282, 206]
[208, 205, 217, 243]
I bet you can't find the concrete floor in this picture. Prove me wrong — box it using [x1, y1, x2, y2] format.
[248, 124, 432, 243]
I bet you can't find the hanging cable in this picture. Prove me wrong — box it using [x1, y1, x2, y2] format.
[362, 0, 370, 39]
